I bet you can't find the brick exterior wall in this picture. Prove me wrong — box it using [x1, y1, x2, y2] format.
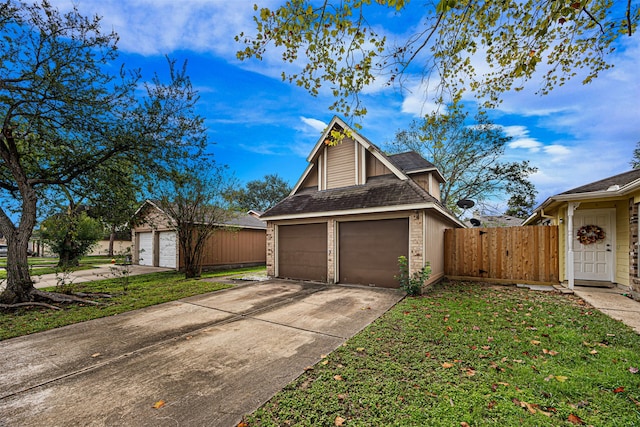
[266, 222, 276, 277]
[327, 219, 336, 283]
[409, 211, 425, 275]
[629, 199, 640, 299]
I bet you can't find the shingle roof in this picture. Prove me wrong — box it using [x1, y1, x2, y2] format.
[224, 213, 266, 229]
[559, 169, 640, 195]
[261, 174, 441, 218]
[387, 152, 436, 173]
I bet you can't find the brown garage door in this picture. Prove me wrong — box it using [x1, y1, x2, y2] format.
[278, 223, 327, 281]
[339, 218, 409, 288]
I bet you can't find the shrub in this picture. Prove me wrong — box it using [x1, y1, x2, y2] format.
[395, 255, 431, 296]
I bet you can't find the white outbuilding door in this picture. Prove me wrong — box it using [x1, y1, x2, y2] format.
[158, 231, 177, 269]
[138, 232, 153, 266]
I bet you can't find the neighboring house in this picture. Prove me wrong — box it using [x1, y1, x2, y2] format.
[131, 200, 266, 270]
[465, 213, 524, 228]
[88, 231, 133, 257]
[260, 116, 464, 288]
[524, 169, 640, 297]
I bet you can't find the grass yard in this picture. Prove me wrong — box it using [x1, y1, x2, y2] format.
[246, 281, 640, 427]
[0, 266, 265, 340]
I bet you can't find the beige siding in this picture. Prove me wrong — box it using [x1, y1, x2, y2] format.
[182, 228, 266, 269]
[299, 161, 318, 189]
[365, 151, 391, 178]
[327, 139, 356, 189]
[424, 212, 447, 284]
[616, 201, 630, 286]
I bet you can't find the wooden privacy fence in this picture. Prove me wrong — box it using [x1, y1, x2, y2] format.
[444, 226, 559, 285]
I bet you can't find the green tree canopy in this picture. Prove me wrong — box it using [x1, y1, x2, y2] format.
[226, 174, 291, 212]
[0, 1, 207, 304]
[237, 0, 638, 118]
[388, 105, 538, 217]
[40, 210, 103, 268]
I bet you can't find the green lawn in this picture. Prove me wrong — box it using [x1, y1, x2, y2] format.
[0, 266, 265, 340]
[246, 281, 640, 427]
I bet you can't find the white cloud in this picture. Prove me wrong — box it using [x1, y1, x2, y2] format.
[299, 117, 327, 133]
[509, 139, 542, 152]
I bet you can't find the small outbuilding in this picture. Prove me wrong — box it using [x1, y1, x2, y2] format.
[131, 200, 266, 271]
[260, 116, 464, 288]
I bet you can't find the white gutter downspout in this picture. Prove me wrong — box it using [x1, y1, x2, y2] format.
[567, 202, 579, 290]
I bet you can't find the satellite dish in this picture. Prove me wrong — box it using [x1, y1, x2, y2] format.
[457, 199, 475, 209]
[470, 218, 481, 227]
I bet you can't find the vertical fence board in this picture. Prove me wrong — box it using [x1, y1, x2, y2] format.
[444, 226, 559, 285]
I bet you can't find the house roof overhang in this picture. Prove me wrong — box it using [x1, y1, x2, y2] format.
[263, 202, 465, 227]
[523, 177, 640, 225]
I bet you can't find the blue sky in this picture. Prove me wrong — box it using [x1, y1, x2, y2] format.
[50, 0, 640, 212]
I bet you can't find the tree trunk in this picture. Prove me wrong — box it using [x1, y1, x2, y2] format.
[108, 226, 116, 257]
[0, 224, 36, 304]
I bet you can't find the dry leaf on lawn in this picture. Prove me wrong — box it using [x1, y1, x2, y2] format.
[568, 413, 585, 425]
[334, 416, 346, 426]
[152, 400, 165, 409]
[442, 362, 454, 368]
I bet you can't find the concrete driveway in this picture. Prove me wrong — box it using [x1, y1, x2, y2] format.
[0, 280, 403, 426]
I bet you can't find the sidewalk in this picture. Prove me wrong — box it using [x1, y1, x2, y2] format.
[0, 264, 173, 291]
[571, 285, 640, 334]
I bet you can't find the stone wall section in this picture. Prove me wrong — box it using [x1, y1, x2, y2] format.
[327, 219, 336, 283]
[409, 211, 425, 275]
[266, 222, 276, 277]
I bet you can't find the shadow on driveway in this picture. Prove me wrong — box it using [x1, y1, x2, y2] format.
[0, 279, 403, 426]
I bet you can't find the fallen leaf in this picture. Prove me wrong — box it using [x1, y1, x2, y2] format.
[442, 362, 454, 368]
[461, 422, 470, 427]
[334, 416, 346, 426]
[356, 347, 365, 352]
[530, 340, 541, 345]
[630, 366, 639, 374]
[473, 325, 480, 331]
[152, 400, 165, 409]
[555, 375, 568, 382]
[425, 391, 438, 397]
[482, 345, 491, 350]
[589, 350, 598, 355]
[465, 368, 476, 377]
[91, 353, 101, 358]
[568, 413, 585, 425]
[337, 393, 347, 400]
[185, 335, 192, 340]
[334, 375, 344, 381]
[237, 423, 248, 427]
[304, 366, 314, 371]
[321, 360, 329, 365]
[613, 386, 625, 393]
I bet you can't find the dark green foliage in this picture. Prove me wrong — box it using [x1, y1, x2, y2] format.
[40, 211, 103, 268]
[226, 174, 292, 213]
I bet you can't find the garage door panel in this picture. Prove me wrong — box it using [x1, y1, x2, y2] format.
[339, 219, 408, 288]
[138, 232, 153, 266]
[158, 231, 177, 269]
[278, 223, 327, 281]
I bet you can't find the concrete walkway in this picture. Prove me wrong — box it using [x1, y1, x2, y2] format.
[0, 280, 404, 426]
[31, 264, 173, 289]
[571, 285, 640, 334]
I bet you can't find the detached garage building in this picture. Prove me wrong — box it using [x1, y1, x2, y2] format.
[132, 200, 266, 270]
[261, 116, 463, 288]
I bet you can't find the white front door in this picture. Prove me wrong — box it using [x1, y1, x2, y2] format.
[573, 209, 615, 282]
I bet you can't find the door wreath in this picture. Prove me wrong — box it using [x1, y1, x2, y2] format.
[576, 224, 605, 245]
